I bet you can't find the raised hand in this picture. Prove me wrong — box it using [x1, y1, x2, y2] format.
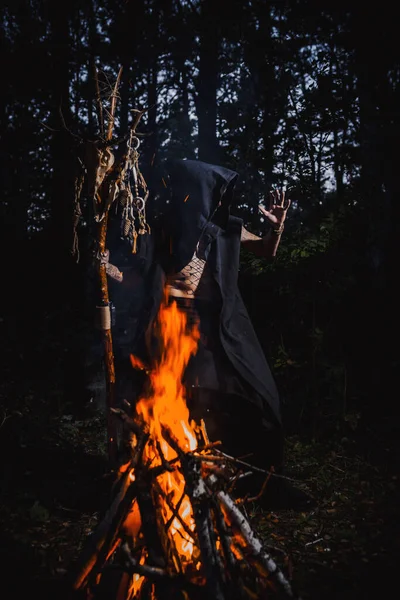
[258, 189, 291, 228]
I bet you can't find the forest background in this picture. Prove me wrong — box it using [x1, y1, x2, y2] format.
[0, 1, 399, 599]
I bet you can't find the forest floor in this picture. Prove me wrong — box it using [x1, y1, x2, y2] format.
[1, 361, 399, 600]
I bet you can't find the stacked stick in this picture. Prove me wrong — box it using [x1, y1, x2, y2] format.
[70, 410, 299, 600]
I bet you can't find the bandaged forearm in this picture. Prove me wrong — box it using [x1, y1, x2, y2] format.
[105, 262, 123, 283]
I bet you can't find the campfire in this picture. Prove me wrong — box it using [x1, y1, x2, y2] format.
[70, 293, 298, 600]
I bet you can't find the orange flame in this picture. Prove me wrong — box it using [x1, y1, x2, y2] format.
[136, 295, 199, 452]
[130, 354, 147, 371]
[129, 292, 201, 571]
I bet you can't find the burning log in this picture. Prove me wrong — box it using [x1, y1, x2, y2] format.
[69, 297, 301, 600]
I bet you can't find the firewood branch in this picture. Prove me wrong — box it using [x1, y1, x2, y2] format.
[120, 543, 168, 579]
[110, 407, 147, 437]
[213, 450, 301, 483]
[152, 478, 197, 544]
[217, 491, 296, 598]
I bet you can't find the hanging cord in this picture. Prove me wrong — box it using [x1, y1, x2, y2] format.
[119, 130, 151, 253]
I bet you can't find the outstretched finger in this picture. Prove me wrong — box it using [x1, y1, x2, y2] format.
[258, 204, 272, 218]
[283, 197, 291, 211]
[269, 190, 275, 211]
[275, 188, 285, 207]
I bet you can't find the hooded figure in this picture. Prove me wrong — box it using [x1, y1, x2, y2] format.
[144, 158, 284, 471]
[87, 157, 314, 508]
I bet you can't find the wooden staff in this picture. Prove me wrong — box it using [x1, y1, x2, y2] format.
[97, 72, 149, 466]
[97, 66, 123, 466]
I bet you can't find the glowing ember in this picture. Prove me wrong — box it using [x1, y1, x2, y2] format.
[130, 354, 148, 371]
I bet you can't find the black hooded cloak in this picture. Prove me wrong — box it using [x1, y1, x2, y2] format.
[89, 158, 283, 466]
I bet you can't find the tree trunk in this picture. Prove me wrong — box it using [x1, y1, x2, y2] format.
[146, 64, 158, 165]
[47, 1, 75, 258]
[46, 1, 88, 413]
[179, 65, 195, 157]
[87, 0, 100, 138]
[142, 4, 159, 167]
[196, 0, 220, 163]
[259, 10, 277, 186]
[119, 60, 133, 136]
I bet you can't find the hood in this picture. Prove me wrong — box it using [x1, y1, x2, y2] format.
[158, 159, 238, 272]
